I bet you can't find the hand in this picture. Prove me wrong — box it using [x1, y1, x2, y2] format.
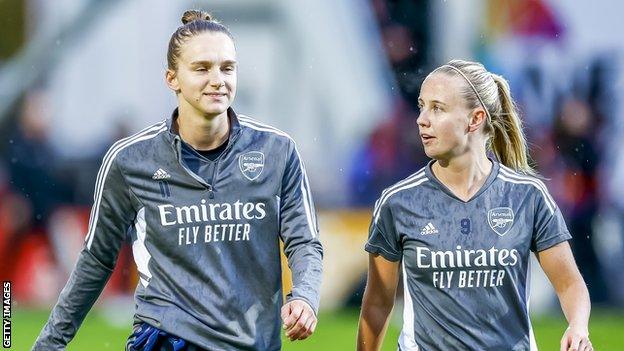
[281, 299, 317, 341]
[560, 325, 592, 351]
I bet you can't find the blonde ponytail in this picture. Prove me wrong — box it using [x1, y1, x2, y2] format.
[489, 74, 535, 175]
[433, 60, 535, 175]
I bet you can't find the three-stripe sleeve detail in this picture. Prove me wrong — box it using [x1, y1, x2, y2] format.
[497, 166, 555, 215]
[238, 116, 318, 238]
[372, 171, 427, 225]
[85, 122, 167, 249]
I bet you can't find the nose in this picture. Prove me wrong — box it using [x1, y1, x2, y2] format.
[416, 110, 429, 128]
[207, 69, 224, 88]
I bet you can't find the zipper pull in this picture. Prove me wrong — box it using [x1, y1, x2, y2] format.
[207, 185, 214, 199]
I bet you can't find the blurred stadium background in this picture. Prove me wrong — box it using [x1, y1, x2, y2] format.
[1, 0, 624, 349]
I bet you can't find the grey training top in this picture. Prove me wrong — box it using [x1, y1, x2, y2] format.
[33, 108, 323, 351]
[366, 160, 570, 351]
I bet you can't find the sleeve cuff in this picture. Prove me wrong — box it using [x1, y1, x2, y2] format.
[364, 243, 401, 262]
[285, 294, 319, 316]
[533, 232, 572, 252]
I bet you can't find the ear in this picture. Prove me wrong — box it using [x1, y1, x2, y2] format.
[165, 69, 181, 93]
[468, 108, 487, 133]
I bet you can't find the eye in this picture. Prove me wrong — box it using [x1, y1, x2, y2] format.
[195, 67, 207, 72]
[222, 66, 235, 73]
[433, 105, 442, 112]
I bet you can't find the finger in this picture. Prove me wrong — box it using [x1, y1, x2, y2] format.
[280, 304, 291, 323]
[286, 311, 312, 340]
[286, 311, 311, 340]
[283, 304, 303, 330]
[296, 316, 314, 340]
[297, 316, 316, 340]
[560, 335, 570, 351]
[568, 335, 581, 351]
[309, 319, 318, 334]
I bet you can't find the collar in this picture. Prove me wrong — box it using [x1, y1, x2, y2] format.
[424, 157, 500, 203]
[165, 107, 242, 145]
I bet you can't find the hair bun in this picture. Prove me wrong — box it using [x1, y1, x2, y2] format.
[181, 10, 212, 25]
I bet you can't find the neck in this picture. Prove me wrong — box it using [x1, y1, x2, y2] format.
[432, 147, 492, 201]
[175, 102, 230, 151]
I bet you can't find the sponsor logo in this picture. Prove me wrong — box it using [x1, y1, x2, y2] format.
[158, 200, 268, 246]
[239, 151, 265, 181]
[416, 246, 520, 289]
[152, 169, 171, 198]
[488, 207, 514, 236]
[416, 246, 519, 269]
[152, 168, 171, 180]
[420, 222, 439, 235]
[158, 200, 267, 226]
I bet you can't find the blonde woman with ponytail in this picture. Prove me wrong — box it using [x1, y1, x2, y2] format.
[358, 60, 591, 351]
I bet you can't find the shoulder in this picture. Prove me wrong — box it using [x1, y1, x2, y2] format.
[496, 164, 556, 213]
[103, 120, 168, 166]
[374, 166, 430, 213]
[237, 114, 295, 147]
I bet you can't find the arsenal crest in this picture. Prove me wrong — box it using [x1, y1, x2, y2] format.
[239, 151, 265, 181]
[488, 207, 514, 236]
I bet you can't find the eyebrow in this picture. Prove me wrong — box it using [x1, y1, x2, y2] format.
[190, 60, 237, 66]
[417, 98, 448, 106]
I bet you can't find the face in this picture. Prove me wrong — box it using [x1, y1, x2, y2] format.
[166, 32, 237, 118]
[417, 72, 485, 160]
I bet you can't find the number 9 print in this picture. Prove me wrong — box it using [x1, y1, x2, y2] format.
[460, 218, 471, 235]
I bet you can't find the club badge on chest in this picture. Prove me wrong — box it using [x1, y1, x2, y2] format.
[239, 151, 265, 181]
[488, 207, 514, 236]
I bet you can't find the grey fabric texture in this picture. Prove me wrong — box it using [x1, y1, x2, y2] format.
[33, 108, 323, 351]
[366, 160, 570, 350]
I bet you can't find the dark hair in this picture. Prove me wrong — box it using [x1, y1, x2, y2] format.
[167, 10, 234, 71]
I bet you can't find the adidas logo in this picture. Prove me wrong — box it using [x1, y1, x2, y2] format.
[152, 168, 171, 180]
[420, 222, 439, 235]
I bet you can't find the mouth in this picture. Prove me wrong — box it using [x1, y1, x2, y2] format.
[420, 133, 435, 142]
[204, 92, 227, 98]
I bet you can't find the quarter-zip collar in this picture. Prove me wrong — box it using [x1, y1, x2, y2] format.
[164, 107, 243, 196]
[165, 107, 242, 157]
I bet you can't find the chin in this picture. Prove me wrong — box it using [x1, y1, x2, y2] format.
[199, 104, 228, 116]
[423, 146, 438, 159]
[423, 147, 450, 161]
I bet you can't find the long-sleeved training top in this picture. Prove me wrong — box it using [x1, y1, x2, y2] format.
[33, 108, 323, 350]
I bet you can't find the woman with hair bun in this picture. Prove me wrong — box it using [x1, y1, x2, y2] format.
[357, 59, 592, 351]
[34, 9, 322, 351]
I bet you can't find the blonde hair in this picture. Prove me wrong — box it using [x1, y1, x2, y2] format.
[434, 59, 534, 175]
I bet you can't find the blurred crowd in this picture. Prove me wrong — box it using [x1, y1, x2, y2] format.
[0, 91, 136, 303]
[350, 0, 431, 205]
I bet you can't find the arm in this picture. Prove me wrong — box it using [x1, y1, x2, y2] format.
[357, 253, 400, 351]
[278, 141, 323, 341]
[32, 156, 136, 350]
[530, 184, 592, 351]
[537, 242, 592, 351]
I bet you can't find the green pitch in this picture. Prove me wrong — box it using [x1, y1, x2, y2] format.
[11, 308, 624, 350]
